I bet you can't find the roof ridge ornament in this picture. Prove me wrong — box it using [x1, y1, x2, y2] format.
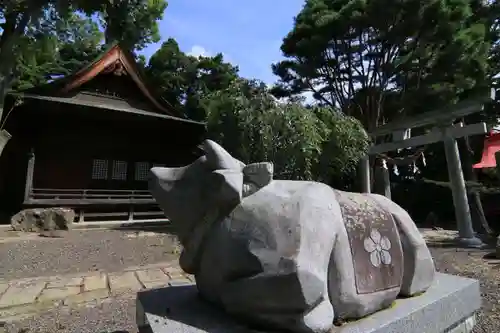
[102, 59, 127, 76]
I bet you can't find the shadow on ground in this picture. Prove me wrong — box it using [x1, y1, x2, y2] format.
[106, 330, 153, 333]
[95, 330, 152, 333]
[110, 221, 178, 236]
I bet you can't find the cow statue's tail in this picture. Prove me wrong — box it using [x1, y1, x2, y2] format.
[369, 194, 436, 296]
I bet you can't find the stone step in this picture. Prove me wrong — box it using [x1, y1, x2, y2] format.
[0, 262, 192, 321]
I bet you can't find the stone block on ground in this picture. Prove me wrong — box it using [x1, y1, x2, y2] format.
[0, 281, 46, 308]
[37, 286, 81, 303]
[10, 207, 75, 233]
[83, 273, 107, 291]
[63, 289, 110, 305]
[46, 276, 83, 289]
[136, 273, 480, 333]
[0, 301, 62, 321]
[136, 269, 170, 290]
[109, 272, 142, 295]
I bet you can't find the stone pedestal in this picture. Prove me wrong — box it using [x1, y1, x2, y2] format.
[136, 273, 480, 333]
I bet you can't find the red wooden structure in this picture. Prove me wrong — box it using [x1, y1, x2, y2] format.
[473, 131, 500, 169]
[0, 43, 206, 222]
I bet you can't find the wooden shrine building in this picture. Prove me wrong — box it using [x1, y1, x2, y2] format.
[0, 43, 206, 222]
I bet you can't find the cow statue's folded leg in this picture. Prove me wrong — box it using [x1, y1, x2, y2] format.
[148, 139, 436, 333]
[219, 269, 331, 333]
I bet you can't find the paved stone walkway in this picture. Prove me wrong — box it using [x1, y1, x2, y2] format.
[0, 261, 192, 321]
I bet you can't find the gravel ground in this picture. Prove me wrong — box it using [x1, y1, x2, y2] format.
[428, 245, 500, 333]
[0, 229, 180, 280]
[1, 230, 499, 333]
[3, 296, 138, 333]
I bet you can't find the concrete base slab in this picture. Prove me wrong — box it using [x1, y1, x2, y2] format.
[136, 273, 481, 333]
[456, 236, 485, 249]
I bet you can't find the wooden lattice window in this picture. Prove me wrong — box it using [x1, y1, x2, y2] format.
[112, 160, 128, 180]
[135, 162, 150, 181]
[92, 159, 108, 180]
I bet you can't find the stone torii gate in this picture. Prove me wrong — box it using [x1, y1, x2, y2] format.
[359, 90, 495, 248]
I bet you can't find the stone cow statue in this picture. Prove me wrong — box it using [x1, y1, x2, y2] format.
[148, 140, 435, 333]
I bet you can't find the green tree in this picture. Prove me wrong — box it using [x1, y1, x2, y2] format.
[481, 0, 500, 80]
[0, 0, 109, 114]
[146, 39, 195, 111]
[476, 0, 500, 124]
[0, 1, 49, 111]
[53, 12, 104, 74]
[12, 10, 103, 90]
[147, 38, 239, 120]
[272, 0, 489, 131]
[93, 0, 167, 51]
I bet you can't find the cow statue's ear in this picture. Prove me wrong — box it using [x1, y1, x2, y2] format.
[203, 140, 245, 170]
[242, 163, 273, 196]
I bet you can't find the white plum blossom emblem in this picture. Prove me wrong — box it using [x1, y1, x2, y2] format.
[363, 229, 392, 267]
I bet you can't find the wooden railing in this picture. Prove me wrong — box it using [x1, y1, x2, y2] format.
[77, 210, 166, 223]
[25, 188, 156, 206]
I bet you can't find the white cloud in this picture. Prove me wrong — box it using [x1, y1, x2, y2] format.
[187, 45, 211, 57]
[186, 45, 236, 66]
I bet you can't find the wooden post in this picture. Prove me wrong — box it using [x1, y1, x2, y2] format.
[374, 159, 391, 199]
[442, 127, 483, 247]
[78, 210, 85, 223]
[24, 148, 35, 202]
[359, 155, 371, 193]
[128, 206, 134, 221]
[382, 164, 391, 199]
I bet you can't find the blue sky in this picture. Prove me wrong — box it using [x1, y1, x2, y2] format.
[139, 0, 305, 85]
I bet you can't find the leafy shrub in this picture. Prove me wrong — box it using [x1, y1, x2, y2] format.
[203, 79, 369, 182]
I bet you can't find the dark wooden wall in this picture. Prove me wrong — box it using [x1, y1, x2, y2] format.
[0, 103, 33, 212]
[0, 98, 204, 211]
